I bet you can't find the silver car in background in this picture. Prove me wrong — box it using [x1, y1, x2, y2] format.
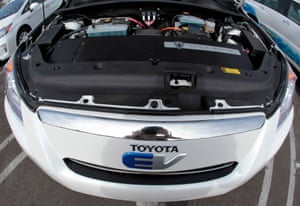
[0, 0, 63, 61]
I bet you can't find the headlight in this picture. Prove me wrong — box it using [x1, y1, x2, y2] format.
[4, 57, 23, 122]
[277, 62, 297, 128]
[0, 23, 12, 39]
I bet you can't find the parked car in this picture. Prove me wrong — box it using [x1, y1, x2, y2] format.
[0, 0, 63, 61]
[4, 0, 296, 202]
[243, 0, 300, 71]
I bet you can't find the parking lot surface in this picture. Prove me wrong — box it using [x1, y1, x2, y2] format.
[0, 65, 299, 206]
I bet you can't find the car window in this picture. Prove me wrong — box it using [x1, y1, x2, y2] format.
[259, 0, 291, 15]
[0, 0, 26, 20]
[288, 0, 300, 24]
[22, 1, 30, 13]
[263, 0, 279, 10]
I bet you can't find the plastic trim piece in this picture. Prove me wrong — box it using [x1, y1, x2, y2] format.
[64, 158, 238, 185]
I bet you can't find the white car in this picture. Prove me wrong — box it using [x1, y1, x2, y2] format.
[4, 0, 296, 202]
[243, 0, 300, 71]
[0, 0, 63, 61]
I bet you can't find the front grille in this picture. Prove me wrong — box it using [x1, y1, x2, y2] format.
[64, 158, 237, 185]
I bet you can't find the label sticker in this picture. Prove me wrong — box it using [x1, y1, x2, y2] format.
[221, 67, 241, 75]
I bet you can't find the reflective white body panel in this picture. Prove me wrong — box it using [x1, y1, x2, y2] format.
[5, 97, 293, 202]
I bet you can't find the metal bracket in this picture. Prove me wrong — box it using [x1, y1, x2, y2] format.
[209, 99, 264, 111]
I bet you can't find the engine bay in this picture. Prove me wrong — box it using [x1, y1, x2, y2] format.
[18, 2, 282, 114]
[37, 5, 266, 68]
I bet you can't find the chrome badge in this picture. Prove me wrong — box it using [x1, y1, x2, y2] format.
[122, 144, 187, 170]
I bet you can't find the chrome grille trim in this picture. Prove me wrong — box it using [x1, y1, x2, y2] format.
[38, 108, 265, 140]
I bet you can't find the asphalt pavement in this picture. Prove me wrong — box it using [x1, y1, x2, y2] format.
[0, 65, 299, 206]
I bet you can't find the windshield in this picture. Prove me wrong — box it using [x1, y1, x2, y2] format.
[288, 0, 300, 25]
[0, 0, 25, 20]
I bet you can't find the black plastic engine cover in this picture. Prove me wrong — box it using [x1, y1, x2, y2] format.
[21, 35, 279, 112]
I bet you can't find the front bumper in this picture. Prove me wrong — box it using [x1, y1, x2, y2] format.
[5, 98, 294, 202]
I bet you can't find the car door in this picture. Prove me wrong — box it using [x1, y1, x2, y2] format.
[249, 0, 290, 31]
[244, 0, 277, 24]
[257, 0, 300, 69]
[282, 0, 300, 68]
[19, 0, 44, 29]
[44, 0, 62, 17]
[246, 1, 300, 66]
[20, 0, 61, 24]
[284, 0, 300, 50]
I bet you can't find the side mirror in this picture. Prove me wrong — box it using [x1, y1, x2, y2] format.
[29, 2, 40, 12]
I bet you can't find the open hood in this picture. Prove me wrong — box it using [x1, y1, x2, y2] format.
[64, 0, 243, 13]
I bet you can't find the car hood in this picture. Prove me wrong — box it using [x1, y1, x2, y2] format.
[0, 13, 18, 28]
[66, 0, 242, 11]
